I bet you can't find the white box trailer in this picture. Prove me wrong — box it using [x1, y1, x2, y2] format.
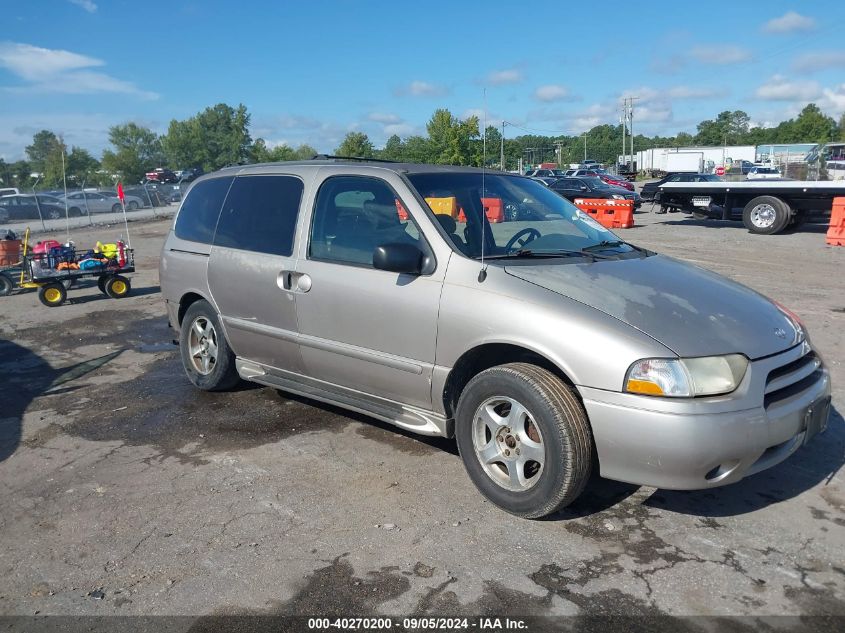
[665, 152, 703, 173]
[636, 146, 757, 174]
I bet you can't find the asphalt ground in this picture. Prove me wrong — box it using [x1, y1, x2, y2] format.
[0, 202, 843, 630]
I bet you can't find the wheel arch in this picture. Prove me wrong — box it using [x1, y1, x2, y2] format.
[177, 291, 208, 326]
[441, 342, 579, 421]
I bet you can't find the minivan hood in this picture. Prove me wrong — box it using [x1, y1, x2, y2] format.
[505, 255, 800, 359]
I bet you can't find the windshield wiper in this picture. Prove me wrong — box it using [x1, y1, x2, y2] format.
[480, 249, 612, 261]
[582, 240, 625, 252]
[583, 240, 651, 255]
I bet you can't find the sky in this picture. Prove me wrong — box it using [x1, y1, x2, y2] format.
[1, 0, 844, 161]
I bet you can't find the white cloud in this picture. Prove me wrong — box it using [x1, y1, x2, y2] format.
[690, 45, 751, 65]
[485, 69, 523, 85]
[368, 112, 401, 124]
[792, 51, 845, 73]
[0, 42, 102, 81]
[69, 0, 98, 12]
[762, 11, 816, 34]
[534, 84, 572, 102]
[755, 75, 822, 101]
[820, 84, 845, 111]
[395, 80, 447, 97]
[0, 41, 156, 99]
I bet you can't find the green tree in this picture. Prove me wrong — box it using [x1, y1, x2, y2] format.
[25, 130, 61, 174]
[292, 144, 317, 160]
[101, 123, 164, 183]
[335, 132, 374, 158]
[403, 136, 432, 163]
[65, 147, 100, 185]
[425, 109, 480, 165]
[791, 104, 837, 143]
[162, 103, 252, 171]
[380, 134, 404, 161]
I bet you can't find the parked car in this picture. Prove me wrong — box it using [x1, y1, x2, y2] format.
[145, 168, 179, 184]
[0, 193, 74, 222]
[0, 187, 20, 198]
[641, 173, 723, 201]
[598, 173, 635, 191]
[59, 191, 144, 214]
[528, 176, 556, 187]
[746, 166, 782, 180]
[569, 169, 599, 178]
[178, 167, 204, 182]
[526, 169, 566, 179]
[550, 177, 641, 208]
[728, 160, 756, 175]
[157, 161, 830, 520]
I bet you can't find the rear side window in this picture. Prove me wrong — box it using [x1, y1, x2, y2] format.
[214, 175, 303, 256]
[174, 176, 233, 243]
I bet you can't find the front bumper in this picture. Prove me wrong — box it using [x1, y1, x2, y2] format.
[580, 345, 831, 490]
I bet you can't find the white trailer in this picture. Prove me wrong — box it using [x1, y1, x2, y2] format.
[665, 152, 703, 173]
[636, 145, 757, 175]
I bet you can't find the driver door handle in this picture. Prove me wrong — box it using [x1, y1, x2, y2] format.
[277, 270, 312, 293]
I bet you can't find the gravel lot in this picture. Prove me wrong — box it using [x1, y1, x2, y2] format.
[1, 204, 843, 627]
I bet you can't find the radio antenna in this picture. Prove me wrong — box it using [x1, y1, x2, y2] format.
[478, 88, 488, 283]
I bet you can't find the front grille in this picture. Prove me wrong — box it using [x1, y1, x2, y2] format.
[764, 347, 822, 408]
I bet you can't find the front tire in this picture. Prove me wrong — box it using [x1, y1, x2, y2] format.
[743, 196, 790, 235]
[455, 363, 593, 518]
[38, 282, 67, 307]
[179, 300, 240, 391]
[127, 201, 139, 210]
[111, 203, 122, 214]
[104, 274, 131, 298]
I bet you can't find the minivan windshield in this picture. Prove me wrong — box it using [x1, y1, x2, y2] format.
[407, 172, 633, 259]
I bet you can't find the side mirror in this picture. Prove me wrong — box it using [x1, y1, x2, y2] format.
[373, 243, 424, 275]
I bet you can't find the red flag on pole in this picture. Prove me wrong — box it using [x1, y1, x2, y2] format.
[117, 182, 125, 202]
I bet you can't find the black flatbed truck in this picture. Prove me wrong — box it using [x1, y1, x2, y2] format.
[656, 180, 845, 234]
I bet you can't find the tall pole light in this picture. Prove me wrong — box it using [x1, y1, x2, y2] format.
[583, 133, 587, 161]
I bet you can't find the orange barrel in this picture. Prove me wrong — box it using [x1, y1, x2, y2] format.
[395, 199, 409, 221]
[482, 197, 504, 223]
[826, 197, 845, 246]
[0, 239, 21, 266]
[425, 196, 459, 218]
[573, 199, 635, 229]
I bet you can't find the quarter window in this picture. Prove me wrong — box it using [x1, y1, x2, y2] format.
[310, 176, 422, 267]
[214, 175, 304, 256]
[174, 176, 233, 244]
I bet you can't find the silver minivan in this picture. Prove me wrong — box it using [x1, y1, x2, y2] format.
[159, 160, 831, 518]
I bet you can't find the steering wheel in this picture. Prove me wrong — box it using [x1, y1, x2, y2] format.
[505, 227, 541, 252]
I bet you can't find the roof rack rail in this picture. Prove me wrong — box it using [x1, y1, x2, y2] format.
[311, 154, 397, 163]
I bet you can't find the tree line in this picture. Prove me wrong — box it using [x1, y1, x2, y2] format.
[1, 102, 843, 189]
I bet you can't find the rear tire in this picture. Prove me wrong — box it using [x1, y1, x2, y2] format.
[743, 196, 790, 235]
[111, 203, 122, 214]
[455, 362, 593, 518]
[179, 299, 240, 391]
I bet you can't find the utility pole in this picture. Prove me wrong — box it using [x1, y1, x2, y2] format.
[621, 105, 626, 170]
[630, 97, 638, 171]
[582, 134, 587, 161]
[500, 121, 505, 171]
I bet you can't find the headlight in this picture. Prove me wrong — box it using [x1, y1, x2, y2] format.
[625, 354, 748, 397]
[611, 194, 624, 199]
